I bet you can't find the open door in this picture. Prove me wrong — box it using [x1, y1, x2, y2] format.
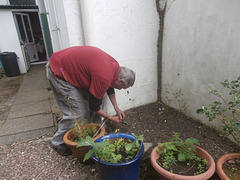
[13, 12, 39, 65]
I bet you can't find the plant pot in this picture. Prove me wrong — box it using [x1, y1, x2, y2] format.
[91, 133, 144, 180]
[63, 123, 105, 162]
[216, 153, 240, 180]
[150, 145, 215, 180]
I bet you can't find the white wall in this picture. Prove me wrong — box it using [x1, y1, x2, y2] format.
[0, 0, 9, 5]
[0, 10, 26, 73]
[54, 0, 159, 114]
[63, 0, 85, 46]
[80, 0, 159, 114]
[44, 0, 85, 50]
[161, 0, 240, 131]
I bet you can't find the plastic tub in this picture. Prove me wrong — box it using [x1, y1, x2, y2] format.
[92, 133, 144, 180]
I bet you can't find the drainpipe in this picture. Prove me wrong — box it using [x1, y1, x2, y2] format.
[156, 0, 167, 101]
[79, 0, 95, 45]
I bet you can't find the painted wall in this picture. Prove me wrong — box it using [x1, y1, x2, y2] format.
[44, 0, 84, 51]
[86, 0, 159, 114]
[60, 0, 159, 114]
[0, 0, 8, 4]
[63, 0, 85, 46]
[0, 10, 26, 73]
[161, 0, 240, 132]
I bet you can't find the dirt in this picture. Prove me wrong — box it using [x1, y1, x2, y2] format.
[157, 159, 207, 176]
[222, 159, 240, 180]
[0, 74, 239, 179]
[105, 102, 239, 180]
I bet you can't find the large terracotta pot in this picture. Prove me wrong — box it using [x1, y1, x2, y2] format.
[63, 123, 105, 162]
[150, 145, 216, 180]
[216, 153, 240, 180]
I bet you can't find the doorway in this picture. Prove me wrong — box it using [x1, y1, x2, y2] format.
[13, 11, 47, 67]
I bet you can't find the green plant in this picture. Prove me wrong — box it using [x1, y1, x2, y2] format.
[164, 85, 187, 112]
[196, 77, 240, 146]
[71, 122, 98, 142]
[157, 133, 208, 175]
[77, 133, 144, 163]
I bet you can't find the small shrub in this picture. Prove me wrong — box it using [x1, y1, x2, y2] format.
[197, 77, 240, 146]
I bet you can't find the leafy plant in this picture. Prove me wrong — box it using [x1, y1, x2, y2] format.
[164, 85, 187, 112]
[196, 77, 240, 146]
[77, 133, 144, 163]
[71, 122, 98, 142]
[157, 133, 208, 175]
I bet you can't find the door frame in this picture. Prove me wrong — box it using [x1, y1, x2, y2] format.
[13, 12, 39, 63]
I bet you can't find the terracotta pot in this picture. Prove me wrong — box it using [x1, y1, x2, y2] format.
[63, 123, 105, 162]
[216, 153, 240, 180]
[150, 145, 216, 180]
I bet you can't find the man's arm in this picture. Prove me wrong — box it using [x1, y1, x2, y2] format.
[108, 93, 125, 120]
[96, 109, 121, 123]
[89, 92, 121, 123]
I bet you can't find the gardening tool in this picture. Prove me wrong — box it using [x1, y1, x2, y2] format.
[121, 120, 128, 125]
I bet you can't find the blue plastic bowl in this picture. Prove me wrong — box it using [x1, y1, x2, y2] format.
[91, 133, 144, 180]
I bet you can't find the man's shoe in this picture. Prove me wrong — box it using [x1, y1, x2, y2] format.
[50, 143, 72, 156]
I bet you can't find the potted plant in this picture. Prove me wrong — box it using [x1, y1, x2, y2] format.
[63, 121, 106, 162]
[196, 76, 240, 179]
[77, 132, 144, 180]
[150, 133, 215, 180]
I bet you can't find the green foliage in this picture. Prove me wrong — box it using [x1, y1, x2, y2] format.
[77, 133, 144, 163]
[196, 77, 240, 146]
[157, 133, 208, 175]
[164, 85, 187, 112]
[72, 122, 98, 142]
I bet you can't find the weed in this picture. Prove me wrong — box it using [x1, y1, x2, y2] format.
[164, 85, 187, 112]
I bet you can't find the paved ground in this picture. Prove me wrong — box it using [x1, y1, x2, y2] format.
[0, 63, 58, 146]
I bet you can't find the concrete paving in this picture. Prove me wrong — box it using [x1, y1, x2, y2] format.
[0, 63, 59, 145]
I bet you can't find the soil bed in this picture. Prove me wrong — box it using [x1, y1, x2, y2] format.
[1, 100, 239, 179]
[223, 159, 240, 180]
[157, 158, 207, 176]
[106, 101, 239, 179]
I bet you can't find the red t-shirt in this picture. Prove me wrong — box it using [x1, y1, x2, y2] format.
[49, 46, 121, 99]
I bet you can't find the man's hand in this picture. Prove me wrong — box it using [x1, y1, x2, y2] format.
[115, 107, 125, 120]
[96, 109, 123, 123]
[109, 115, 122, 123]
[108, 93, 125, 120]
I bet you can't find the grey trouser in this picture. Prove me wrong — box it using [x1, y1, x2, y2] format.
[46, 63, 104, 147]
